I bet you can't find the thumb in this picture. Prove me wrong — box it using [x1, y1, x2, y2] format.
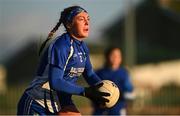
[95, 82, 104, 89]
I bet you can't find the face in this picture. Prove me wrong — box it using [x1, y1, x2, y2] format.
[68, 12, 90, 40]
[109, 49, 122, 67]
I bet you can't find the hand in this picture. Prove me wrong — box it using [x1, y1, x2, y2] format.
[83, 83, 110, 106]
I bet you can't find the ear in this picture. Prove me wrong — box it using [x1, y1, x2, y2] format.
[66, 23, 72, 29]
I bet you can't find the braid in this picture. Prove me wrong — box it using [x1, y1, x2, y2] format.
[39, 18, 62, 55]
[38, 5, 86, 55]
[48, 18, 62, 39]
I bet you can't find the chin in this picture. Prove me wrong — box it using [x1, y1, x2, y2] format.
[84, 35, 89, 38]
[81, 34, 89, 38]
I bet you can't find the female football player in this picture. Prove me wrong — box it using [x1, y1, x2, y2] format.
[17, 5, 110, 115]
[93, 47, 134, 115]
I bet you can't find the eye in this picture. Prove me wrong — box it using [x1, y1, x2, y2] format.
[87, 17, 90, 21]
[78, 17, 84, 21]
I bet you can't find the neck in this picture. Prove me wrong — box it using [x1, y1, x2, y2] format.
[111, 64, 119, 70]
[72, 35, 83, 41]
[68, 32, 83, 41]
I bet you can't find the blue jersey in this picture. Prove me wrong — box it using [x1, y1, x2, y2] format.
[25, 33, 100, 113]
[94, 67, 133, 115]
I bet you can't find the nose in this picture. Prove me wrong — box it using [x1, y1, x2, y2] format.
[85, 18, 89, 25]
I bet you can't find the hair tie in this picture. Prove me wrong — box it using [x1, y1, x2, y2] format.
[66, 6, 87, 22]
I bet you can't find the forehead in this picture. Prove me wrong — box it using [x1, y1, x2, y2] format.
[75, 12, 89, 18]
[111, 49, 121, 54]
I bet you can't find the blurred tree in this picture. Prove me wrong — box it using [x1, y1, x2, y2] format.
[103, 0, 180, 64]
[170, 1, 180, 13]
[159, 0, 180, 13]
[5, 40, 38, 85]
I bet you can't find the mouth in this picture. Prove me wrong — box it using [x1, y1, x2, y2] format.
[83, 28, 89, 32]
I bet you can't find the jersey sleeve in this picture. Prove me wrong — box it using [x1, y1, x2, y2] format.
[122, 68, 135, 100]
[82, 55, 101, 86]
[95, 69, 104, 79]
[123, 68, 134, 92]
[49, 65, 84, 95]
[48, 43, 84, 95]
[48, 43, 68, 70]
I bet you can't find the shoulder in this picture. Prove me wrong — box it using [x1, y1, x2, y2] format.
[54, 33, 71, 47]
[48, 33, 71, 55]
[50, 33, 71, 52]
[81, 41, 89, 54]
[119, 66, 129, 73]
[118, 67, 130, 79]
[96, 67, 108, 74]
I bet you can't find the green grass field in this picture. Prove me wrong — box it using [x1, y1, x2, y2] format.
[0, 83, 92, 115]
[0, 83, 180, 115]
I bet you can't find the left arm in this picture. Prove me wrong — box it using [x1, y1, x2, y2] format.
[124, 69, 133, 92]
[82, 55, 110, 105]
[123, 69, 134, 100]
[82, 55, 101, 86]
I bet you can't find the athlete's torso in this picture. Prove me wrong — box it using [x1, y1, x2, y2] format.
[96, 67, 133, 108]
[26, 33, 89, 112]
[96, 67, 128, 90]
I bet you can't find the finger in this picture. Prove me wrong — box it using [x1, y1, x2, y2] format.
[100, 97, 109, 103]
[99, 92, 110, 96]
[95, 82, 104, 89]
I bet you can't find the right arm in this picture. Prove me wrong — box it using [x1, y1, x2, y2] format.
[82, 54, 101, 86]
[49, 65, 84, 95]
[48, 41, 109, 104]
[48, 43, 84, 95]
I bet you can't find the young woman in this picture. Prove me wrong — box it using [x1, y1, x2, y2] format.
[17, 6, 110, 115]
[93, 47, 134, 115]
